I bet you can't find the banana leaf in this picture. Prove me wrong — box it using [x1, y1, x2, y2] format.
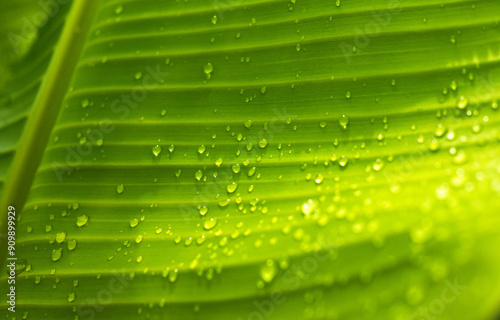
[1, 0, 500, 319]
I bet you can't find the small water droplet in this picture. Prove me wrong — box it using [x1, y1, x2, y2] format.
[260, 259, 277, 283]
[203, 218, 218, 230]
[116, 184, 124, 194]
[56, 232, 66, 243]
[195, 170, 203, 181]
[76, 215, 88, 227]
[198, 145, 207, 154]
[52, 248, 62, 262]
[130, 218, 139, 228]
[258, 139, 268, 148]
[339, 115, 349, 129]
[152, 145, 162, 156]
[301, 199, 317, 216]
[67, 239, 77, 251]
[456, 96, 468, 109]
[227, 182, 238, 193]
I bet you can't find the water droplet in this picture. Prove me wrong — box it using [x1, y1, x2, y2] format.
[81, 99, 90, 108]
[204, 63, 213, 79]
[116, 184, 124, 194]
[258, 139, 268, 148]
[339, 115, 349, 129]
[56, 232, 66, 243]
[314, 174, 324, 184]
[76, 215, 88, 227]
[169, 269, 178, 283]
[211, 15, 218, 25]
[372, 159, 385, 172]
[301, 199, 317, 216]
[456, 96, 468, 109]
[203, 217, 218, 230]
[227, 182, 238, 193]
[215, 158, 223, 167]
[260, 86, 267, 95]
[260, 259, 277, 283]
[244, 120, 253, 128]
[130, 218, 139, 228]
[52, 248, 62, 262]
[198, 145, 207, 154]
[428, 139, 440, 152]
[232, 163, 241, 174]
[115, 5, 123, 14]
[199, 206, 208, 216]
[339, 156, 348, 167]
[195, 170, 203, 181]
[248, 167, 256, 177]
[68, 292, 75, 302]
[434, 124, 446, 137]
[152, 145, 162, 156]
[67, 239, 77, 251]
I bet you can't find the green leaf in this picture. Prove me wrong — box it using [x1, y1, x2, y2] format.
[1, 0, 500, 319]
[0, 0, 73, 198]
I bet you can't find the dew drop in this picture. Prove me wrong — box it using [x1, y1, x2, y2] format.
[67, 239, 77, 251]
[52, 248, 62, 262]
[56, 232, 66, 244]
[116, 184, 124, 194]
[339, 156, 348, 167]
[198, 145, 207, 154]
[301, 199, 317, 216]
[76, 215, 88, 227]
[130, 218, 139, 228]
[372, 159, 385, 172]
[260, 259, 277, 283]
[115, 5, 123, 14]
[232, 163, 241, 174]
[339, 115, 349, 129]
[152, 145, 162, 156]
[456, 96, 468, 109]
[227, 182, 238, 193]
[195, 170, 203, 181]
[215, 158, 223, 167]
[81, 99, 90, 108]
[199, 206, 208, 216]
[204, 63, 213, 79]
[203, 217, 218, 230]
